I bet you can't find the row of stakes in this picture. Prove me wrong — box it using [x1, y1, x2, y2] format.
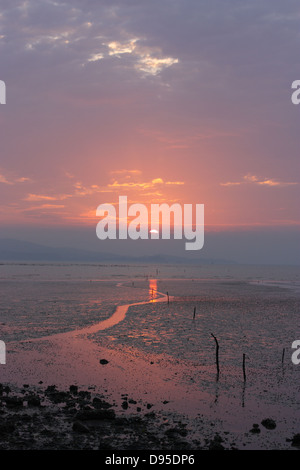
[163, 292, 287, 383]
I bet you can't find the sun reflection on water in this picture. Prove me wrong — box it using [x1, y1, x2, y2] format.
[149, 279, 158, 301]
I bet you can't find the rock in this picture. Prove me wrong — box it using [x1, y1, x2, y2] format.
[0, 421, 16, 435]
[261, 418, 276, 430]
[165, 427, 188, 438]
[99, 359, 109, 365]
[76, 409, 116, 421]
[114, 417, 129, 426]
[121, 401, 129, 410]
[99, 439, 114, 450]
[208, 441, 225, 451]
[82, 405, 94, 411]
[69, 385, 78, 395]
[146, 403, 153, 409]
[45, 385, 57, 394]
[291, 433, 300, 448]
[250, 424, 261, 434]
[3, 397, 23, 409]
[47, 391, 69, 404]
[208, 434, 225, 450]
[78, 390, 91, 400]
[72, 421, 90, 433]
[27, 395, 41, 407]
[128, 416, 142, 425]
[19, 413, 32, 423]
[128, 399, 137, 404]
[92, 397, 112, 409]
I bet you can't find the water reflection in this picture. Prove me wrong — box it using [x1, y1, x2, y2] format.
[241, 382, 246, 408]
[149, 279, 158, 301]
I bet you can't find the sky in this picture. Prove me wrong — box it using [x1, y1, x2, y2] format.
[0, 0, 299, 263]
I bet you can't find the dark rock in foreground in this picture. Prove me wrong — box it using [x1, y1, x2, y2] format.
[291, 433, 300, 448]
[72, 421, 90, 434]
[261, 418, 276, 430]
[75, 409, 116, 421]
[208, 434, 225, 451]
[250, 424, 261, 434]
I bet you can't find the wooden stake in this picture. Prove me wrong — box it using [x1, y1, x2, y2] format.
[243, 353, 246, 382]
[211, 333, 220, 376]
[193, 307, 196, 319]
[282, 348, 285, 364]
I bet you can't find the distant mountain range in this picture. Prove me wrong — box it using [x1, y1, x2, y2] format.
[0, 238, 236, 265]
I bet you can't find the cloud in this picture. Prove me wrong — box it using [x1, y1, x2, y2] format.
[106, 38, 138, 56]
[0, 170, 31, 185]
[257, 179, 298, 187]
[108, 176, 184, 190]
[110, 169, 142, 175]
[24, 194, 58, 201]
[87, 52, 104, 62]
[16, 177, 32, 183]
[165, 181, 185, 186]
[24, 193, 73, 201]
[151, 178, 164, 185]
[23, 204, 65, 211]
[136, 54, 178, 76]
[220, 182, 242, 187]
[0, 173, 13, 185]
[221, 174, 298, 188]
[244, 174, 258, 183]
[138, 127, 240, 150]
[73, 181, 113, 196]
[85, 36, 179, 76]
[23, 180, 114, 206]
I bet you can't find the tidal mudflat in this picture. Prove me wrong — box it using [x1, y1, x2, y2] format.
[0, 263, 299, 450]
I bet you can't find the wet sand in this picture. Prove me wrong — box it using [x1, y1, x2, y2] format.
[0, 276, 299, 450]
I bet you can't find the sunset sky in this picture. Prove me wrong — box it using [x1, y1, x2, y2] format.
[0, 0, 299, 263]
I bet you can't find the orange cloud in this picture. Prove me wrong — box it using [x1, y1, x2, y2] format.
[24, 193, 72, 201]
[221, 174, 298, 188]
[0, 170, 31, 185]
[108, 176, 184, 190]
[23, 204, 65, 211]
